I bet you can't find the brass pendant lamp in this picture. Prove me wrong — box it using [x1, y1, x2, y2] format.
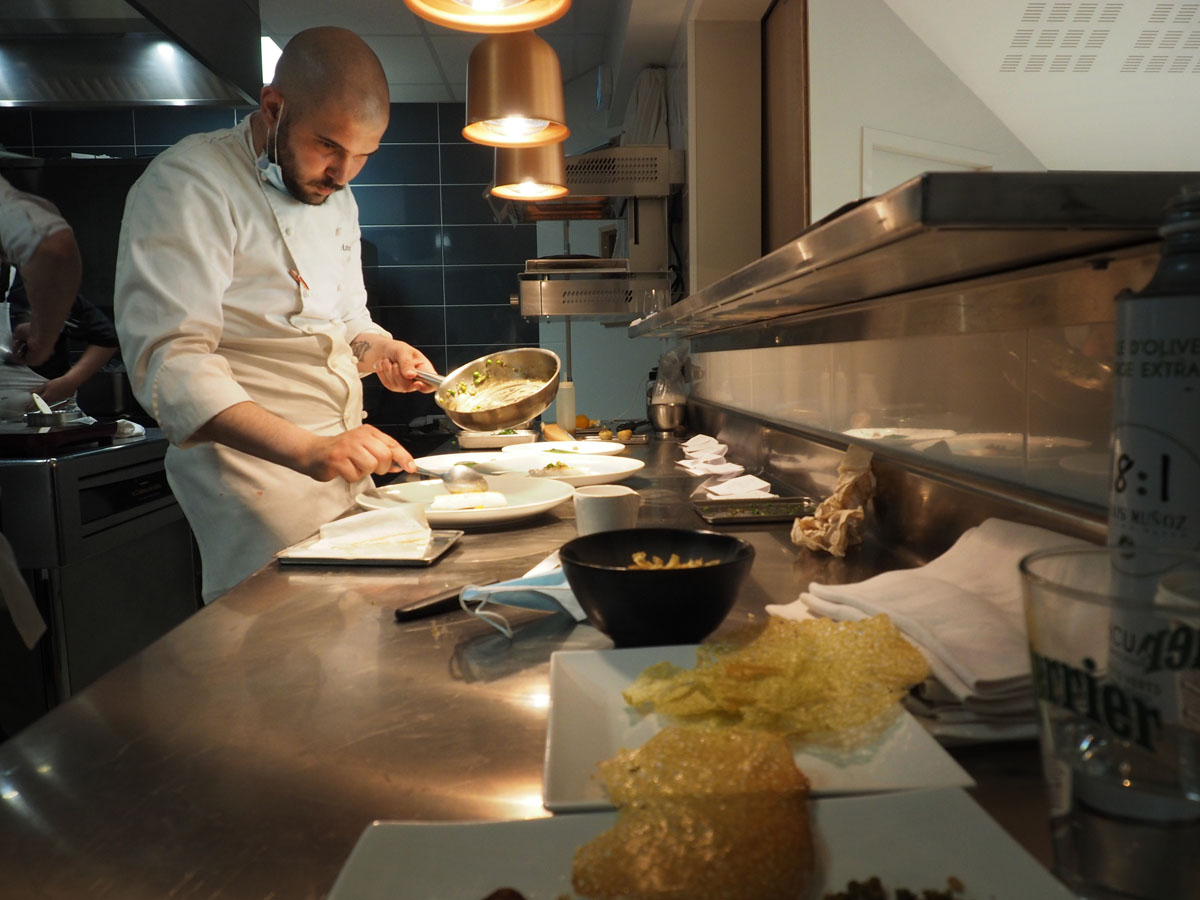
[463, 30, 570, 148]
[404, 0, 570, 34]
[492, 143, 568, 200]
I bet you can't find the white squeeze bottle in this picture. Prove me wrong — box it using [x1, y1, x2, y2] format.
[1108, 184, 1200, 552]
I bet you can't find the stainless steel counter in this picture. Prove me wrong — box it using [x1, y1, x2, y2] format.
[0, 439, 1053, 899]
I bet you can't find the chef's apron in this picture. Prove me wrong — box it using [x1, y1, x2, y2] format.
[165, 171, 374, 604]
[0, 301, 47, 421]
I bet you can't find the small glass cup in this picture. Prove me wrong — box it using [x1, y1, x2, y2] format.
[1020, 545, 1200, 899]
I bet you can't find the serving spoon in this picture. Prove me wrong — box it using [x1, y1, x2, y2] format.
[442, 463, 489, 494]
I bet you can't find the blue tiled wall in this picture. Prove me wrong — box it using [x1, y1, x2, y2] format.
[0, 102, 538, 429]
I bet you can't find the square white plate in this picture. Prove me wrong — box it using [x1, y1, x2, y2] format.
[543, 646, 974, 812]
[327, 788, 1073, 900]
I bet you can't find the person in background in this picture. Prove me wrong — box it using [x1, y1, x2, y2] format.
[115, 27, 436, 604]
[4, 271, 119, 417]
[0, 175, 79, 710]
[0, 173, 80, 366]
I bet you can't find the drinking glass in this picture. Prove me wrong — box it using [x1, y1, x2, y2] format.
[1020, 545, 1200, 899]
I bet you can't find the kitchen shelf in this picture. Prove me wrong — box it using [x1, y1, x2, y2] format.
[630, 171, 1200, 346]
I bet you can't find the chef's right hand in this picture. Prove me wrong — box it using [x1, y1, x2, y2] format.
[300, 425, 417, 482]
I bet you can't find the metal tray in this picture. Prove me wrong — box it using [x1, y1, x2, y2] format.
[692, 497, 817, 525]
[277, 530, 463, 566]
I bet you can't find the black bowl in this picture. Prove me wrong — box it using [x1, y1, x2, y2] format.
[559, 527, 755, 647]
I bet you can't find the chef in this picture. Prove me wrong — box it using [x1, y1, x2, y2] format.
[0, 173, 80, 366]
[116, 27, 436, 603]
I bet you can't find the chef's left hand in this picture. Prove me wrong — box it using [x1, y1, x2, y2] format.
[374, 340, 437, 393]
[32, 376, 77, 407]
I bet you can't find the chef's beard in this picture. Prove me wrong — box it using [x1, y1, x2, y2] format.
[275, 116, 345, 206]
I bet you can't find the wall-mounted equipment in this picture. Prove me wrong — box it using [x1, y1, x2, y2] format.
[515, 144, 685, 322]
[0, 0, 260, 107]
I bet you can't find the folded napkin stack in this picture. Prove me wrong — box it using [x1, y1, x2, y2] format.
[282, 505, 431, 560]
[766, 518, 1091, 742]
[677, 434, 777, 500]
[460, 552, 587, 638]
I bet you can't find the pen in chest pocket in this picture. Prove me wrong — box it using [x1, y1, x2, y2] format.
[288, 267, 310, 291]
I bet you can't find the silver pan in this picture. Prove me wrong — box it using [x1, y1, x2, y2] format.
[414, 348, 561, 432]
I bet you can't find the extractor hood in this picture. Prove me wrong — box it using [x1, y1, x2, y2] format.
[0, 0, 261, 107]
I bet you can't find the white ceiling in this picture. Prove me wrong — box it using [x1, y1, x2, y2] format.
[259, 1, 1200, 171]
[259, 0, 628, 105]
[883, 0, 1200, 170]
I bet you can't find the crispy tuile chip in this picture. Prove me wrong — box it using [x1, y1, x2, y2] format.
[573, 728, 813, 900]
[621, 615, 928, 748]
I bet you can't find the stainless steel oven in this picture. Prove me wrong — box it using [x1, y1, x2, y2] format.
[0, 429, 199, 737]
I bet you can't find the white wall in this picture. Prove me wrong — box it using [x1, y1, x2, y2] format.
[687, 16, 762, 293]
[808, 0, 1045, 221]
[536, 220, 670, 424]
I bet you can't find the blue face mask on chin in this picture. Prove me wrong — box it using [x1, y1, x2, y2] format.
[256, 100, 288, 195]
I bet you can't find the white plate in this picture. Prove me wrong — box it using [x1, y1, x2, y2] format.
[843, 427, 957, 443]
[356, 473, 573, 527]
[457, 429, 537, 449]
[502, 440, 626, 456]
[543, 646, 973, 812]
[412, 451, 507, 476]
[494, 452, 645, 487]
[327, 788, 1073, 900]
[1059, 452, 1110, 476]
[413, 451, 644, 487]
[912, 432, 1090, 457]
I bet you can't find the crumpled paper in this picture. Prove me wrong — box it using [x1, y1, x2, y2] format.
[790, 444, 875, 557]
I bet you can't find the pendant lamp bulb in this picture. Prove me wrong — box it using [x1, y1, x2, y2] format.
[404, 0, 570, 34]
[492, 143, 568, 200]
[464, 30, 569, 148]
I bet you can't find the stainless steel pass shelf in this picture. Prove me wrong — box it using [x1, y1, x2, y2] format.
[630, 171, 1200, 344]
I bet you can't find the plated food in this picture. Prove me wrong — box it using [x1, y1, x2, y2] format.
[572, 727, 813, 900]
[502, 440, 626, 457]
[623, 615, 927, 747]
[327, 789, 1074, 899]
[543, 644, 972, 811]
[414, 451, 643, 487]
[356, 473, 573, 528]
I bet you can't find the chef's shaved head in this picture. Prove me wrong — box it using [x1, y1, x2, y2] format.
[272, 26, 389, 126]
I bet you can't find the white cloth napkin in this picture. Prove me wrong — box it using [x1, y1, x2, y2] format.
[678, 439, 743, 475]
[767, 518, 1091, 714]
[678, 458, 745, 477]
[115, 418, 145, 438]
[281, 505, 432, 559]
[702, 473, 776, 500]
[681, 434, 725, 457]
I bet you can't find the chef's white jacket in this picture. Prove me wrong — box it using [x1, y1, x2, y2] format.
[116, 115, 392, 603]
[0, 173, 73, 268]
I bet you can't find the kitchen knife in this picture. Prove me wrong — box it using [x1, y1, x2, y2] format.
[393, 581, 497, 622]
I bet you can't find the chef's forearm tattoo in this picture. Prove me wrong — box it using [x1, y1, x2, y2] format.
[351, 340, 371, 361]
